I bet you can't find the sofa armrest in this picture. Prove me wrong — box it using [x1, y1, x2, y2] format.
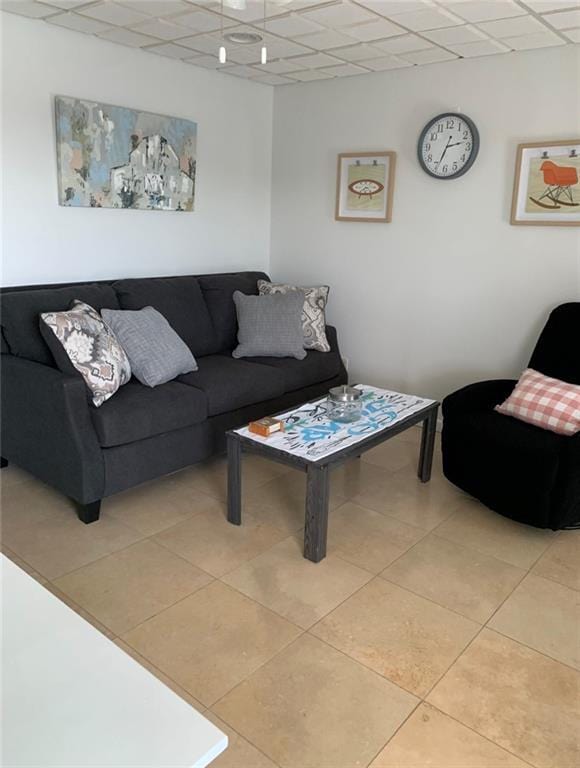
[325, 325, 340, 354]
[1, 356, 104, 503]
[442, 379, 517, 419]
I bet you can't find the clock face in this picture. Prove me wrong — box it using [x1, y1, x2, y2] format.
[418, 113, 479, 179]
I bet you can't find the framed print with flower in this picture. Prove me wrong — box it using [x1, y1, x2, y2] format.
[335, 151, 396, 223]
[511, 139, 580, 226]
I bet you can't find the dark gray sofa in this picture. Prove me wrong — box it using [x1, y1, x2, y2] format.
[1, 271, 347, 523]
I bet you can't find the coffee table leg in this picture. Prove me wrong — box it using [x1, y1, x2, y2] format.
[227, 435, 242, 525]
[418, 406, 438, 483]
[304, 464, 330, 563]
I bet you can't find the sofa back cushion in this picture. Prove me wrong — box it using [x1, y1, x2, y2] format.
[1, 283, 119, 366]
[198, 272, 269, 353]
[529, 302, 580, 386]
[113, 276, 218, 358]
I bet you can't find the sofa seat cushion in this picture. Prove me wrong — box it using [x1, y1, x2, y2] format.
[1, 283, 119, 366]
[178, 355, 285, 416]
[442, 407, 562, 528]
[91, 380, 208, 448]
[113, 276, 218, 358]
[249, 349, 343, 393]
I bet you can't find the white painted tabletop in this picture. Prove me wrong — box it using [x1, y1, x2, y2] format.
[1, 555, 227, 768]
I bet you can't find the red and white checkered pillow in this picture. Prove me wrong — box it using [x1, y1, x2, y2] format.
[495, 368, 580, 436]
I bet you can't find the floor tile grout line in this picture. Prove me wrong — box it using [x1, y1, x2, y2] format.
[415, 703, 538, 768]
[483, 626, 580, 676]
[377, 570, 487, 625]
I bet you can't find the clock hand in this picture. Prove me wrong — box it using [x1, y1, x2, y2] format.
[436, 137, 452, 166]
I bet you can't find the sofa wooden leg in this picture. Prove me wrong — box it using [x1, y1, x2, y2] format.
[0, 457, 8, 469]
[76, 500, 101, 524]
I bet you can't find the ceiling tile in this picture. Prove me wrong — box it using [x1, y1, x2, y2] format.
[542, 8, 580, 28]
[78, 2, 149, 27]
[252, 73, 294, 84]
[1, 1, 59, 18]
[293, 27, 357, 48]
[37, 0, 92, 8]
[130, 18, 189, 39]
[220, 0, 293, 23]
[287, 50, 342, 67]
[332, 42, 384, 60]
[476, 15, 547, 37]
[422, 23, 488, 44]
[185, 53, 225, 68]
[255, 57, 308, 72]
[283, 0, 334, 9]
[402, 46, 458, 62]
[389, 7, 464, 31]
[116, 0, 193, 17]
[224, 64, 259, 77]
[97, 26, 159, 45]
[372, 33, 432, 53]
[320, 62, 369, 75]
[562, 26, 580, 40]
[177, 32, 222, 52]
[354, 0, 431, 15]
[301, 1, 377, 28]
[361, 54, 413, 69]
[521, 0, 580, 11]
[226, 46, 263, 64]
[439, 1, 526, 23]
[170, 9, 228, 32]
[265, 12, 324, 36]
[447, 38, 511, 55]
[286, 68, 335, 80]
[265, 37, 312, 56]
[46, 11, 112, 32]
[503, 29, 567, 47]
[345, 17, 404, 41]
[146, 41, 193, 57]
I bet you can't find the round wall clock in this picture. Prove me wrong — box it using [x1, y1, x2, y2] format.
[418, 113, 479, 180]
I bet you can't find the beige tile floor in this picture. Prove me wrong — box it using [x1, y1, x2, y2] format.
[1, 427, 579, 768]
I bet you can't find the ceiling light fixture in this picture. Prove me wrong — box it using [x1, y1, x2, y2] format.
[218, 0, 227, 63]
[224, 31, 262, 44]
[261, 0, 268, 64]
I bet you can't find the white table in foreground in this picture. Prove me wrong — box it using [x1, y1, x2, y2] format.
[1, 555, 227, 768]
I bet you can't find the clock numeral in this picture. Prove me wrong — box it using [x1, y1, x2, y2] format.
[465, 143, 471, 151]
[442, 164, 448, 174]
[463, 130, 469, 139]
[446, 119, 454, 129]
[427, 154, 433, 163]
[458, 121, 462, 131]
[452, 162, 458, 171]
[461, 154, 466, 163]
[437, 123, 444, 133]
[430, 132, 437, 141]
[425, 142, 431, 151]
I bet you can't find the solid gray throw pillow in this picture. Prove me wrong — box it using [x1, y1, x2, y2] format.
[232, 291, 306, 360]
[101, 306, 197, 388]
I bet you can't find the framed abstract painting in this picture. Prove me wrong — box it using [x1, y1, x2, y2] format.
[335, 151, 396, 223]
[511, 139, 580, 226]
[55, 95, 197, 212]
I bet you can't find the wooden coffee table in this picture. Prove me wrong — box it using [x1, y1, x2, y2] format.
[226, 385, 439, 563]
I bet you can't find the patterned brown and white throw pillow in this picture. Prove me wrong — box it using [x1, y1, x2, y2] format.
[257, 280, 330, 353]
[40, 301, 131, 407]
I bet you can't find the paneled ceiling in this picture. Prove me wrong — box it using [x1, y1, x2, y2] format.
[2, 0, 579, 85]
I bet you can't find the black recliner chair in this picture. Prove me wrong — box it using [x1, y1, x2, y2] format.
[442, 303, 580, 530]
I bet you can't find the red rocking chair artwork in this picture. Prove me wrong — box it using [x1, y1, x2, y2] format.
[511, 140, 580, 226]
[529, 160, 579, 210]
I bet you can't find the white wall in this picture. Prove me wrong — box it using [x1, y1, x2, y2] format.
[1, 12, 273, 286]
[270, 46, 580, 401]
